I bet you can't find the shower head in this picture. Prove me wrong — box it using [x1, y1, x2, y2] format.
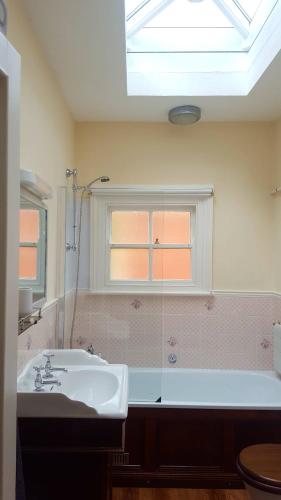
[86, 176, 110, 189]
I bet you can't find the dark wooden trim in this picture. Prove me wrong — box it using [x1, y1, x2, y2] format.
[113, 468, 242, 488]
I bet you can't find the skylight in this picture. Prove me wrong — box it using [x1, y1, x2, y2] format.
[126, 0, 277, 52]
[125, 0, 281, 96]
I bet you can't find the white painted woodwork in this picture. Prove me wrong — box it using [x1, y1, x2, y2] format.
[0, 31, 20, 500]
[90, 186, 213, 294]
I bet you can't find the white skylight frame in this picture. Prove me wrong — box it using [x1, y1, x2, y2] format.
[213, 0, 250, 38]
[126, 0, 175, 37]
[126, 0, 279, 52]
[125, 0, 281, 96]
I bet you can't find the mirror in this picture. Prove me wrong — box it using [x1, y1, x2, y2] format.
[19, 193, 47, 305]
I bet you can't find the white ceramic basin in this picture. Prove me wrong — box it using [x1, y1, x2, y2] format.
[63, 369, 119, 405]
[17, 349, 128, 419]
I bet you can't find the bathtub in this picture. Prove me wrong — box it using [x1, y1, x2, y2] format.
[113, 368, 281, 488]
[128, 368, 281, 409]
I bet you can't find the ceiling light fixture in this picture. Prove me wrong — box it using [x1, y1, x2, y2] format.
[168, 105, 201, 125]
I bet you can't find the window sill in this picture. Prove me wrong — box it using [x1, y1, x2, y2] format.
[81, 288, 213, 297]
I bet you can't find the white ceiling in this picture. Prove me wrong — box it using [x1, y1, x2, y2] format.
[22, 0, 281, 122]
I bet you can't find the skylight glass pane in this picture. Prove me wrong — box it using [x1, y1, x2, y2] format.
[146, 0, 232, 28]
[128, 27, 244, 52]
[234, 0, 263, 20]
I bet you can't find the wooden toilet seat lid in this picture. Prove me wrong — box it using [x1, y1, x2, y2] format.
[238, 444, 281, 488]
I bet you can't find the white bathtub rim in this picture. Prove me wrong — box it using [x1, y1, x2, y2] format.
[128, 369, 281, 409]
[128, 402, 281, 410]
[129, 368, 280, 378]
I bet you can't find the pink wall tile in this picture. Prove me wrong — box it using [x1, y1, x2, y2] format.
[163, 296, 206, 315]
[62, 291, 281, 371]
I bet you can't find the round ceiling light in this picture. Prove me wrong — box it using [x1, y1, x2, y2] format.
[168, 105, 201, 125]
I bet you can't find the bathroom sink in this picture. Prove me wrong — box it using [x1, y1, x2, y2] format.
[63, 369, 119, 405]
[17, 349, 128, 419]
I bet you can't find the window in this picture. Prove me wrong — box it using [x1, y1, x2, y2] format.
[19, 199, 47, 302]
[91, 186, 213, 294]
[110, 209, 192, 281]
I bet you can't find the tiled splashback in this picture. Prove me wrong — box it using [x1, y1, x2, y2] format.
[70, 292, 280, 370]
[18, 292, 281, 372]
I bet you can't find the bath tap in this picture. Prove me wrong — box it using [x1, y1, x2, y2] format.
[87, 344, 95, 355]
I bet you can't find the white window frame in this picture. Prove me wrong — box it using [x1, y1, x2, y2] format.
[90, 185, 213, 295]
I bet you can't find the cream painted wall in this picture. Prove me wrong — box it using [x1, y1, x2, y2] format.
[7, 0, 74, 302]
[4, 0, 279, 294]
[75, 122, 275, 291]
[273, 119, 281, 292]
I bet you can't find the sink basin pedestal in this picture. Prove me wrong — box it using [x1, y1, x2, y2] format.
[18, 417, 126, 500]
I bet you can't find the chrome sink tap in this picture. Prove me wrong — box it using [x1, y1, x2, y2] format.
[43, 353, 67, 379]
[42, 379, 61, 387]
[43, 353, 55, 378]
[33, 365, 62, 392]
[33, 366, 44, 391]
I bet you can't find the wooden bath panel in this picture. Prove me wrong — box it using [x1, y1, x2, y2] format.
[112, 407, 281, 488]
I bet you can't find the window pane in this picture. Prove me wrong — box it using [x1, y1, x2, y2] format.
[19, 209, 40, 243]
[19, 247, 37, 280]
[152, 211, 191, 244]
[235, 0, 263, 20]
[111, 249, 148, 280]
[111, 211, 149, 243]
[152, 249, 192, 280]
